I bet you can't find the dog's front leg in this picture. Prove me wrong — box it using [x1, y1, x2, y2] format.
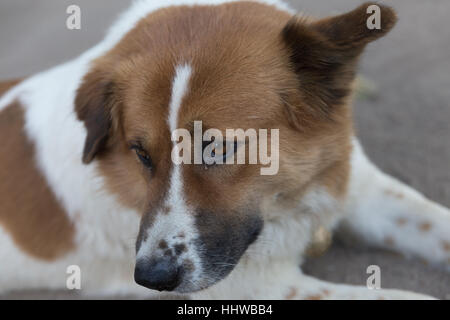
[194, 264, 433, 299]
[339, 138, 450, 269]
[285, 272, 434, 300]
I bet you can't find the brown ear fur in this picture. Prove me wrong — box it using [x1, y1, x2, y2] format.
[282, 2, 397, 124]
[311, 2, 397, 48]
[75, 69, 115, 164]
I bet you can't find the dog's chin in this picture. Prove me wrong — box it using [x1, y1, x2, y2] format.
[170, 278, 219, 294]
[172, 266, 236, 294]
[173, 282, 210, 294]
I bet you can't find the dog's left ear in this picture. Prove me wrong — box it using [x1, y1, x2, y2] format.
[282, 2, 397, 123]
[75, 68, 116, 164]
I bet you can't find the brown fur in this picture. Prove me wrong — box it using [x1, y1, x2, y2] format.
[0, 83, 75, 259]
[75, 2, 362, 215]
[72, 1, 397, 276]
[396, 217, 407, 226]
[0, 79, 22, 94]
[418, 222, 432, 232]
[305, 294, 322, 300]
[442, 241, 450, 252]
[285, 287, 297, 299]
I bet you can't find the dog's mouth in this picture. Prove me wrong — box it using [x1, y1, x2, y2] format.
[133, 252, 237, 293]
[134, 207, 263, 293]
[133, 236, 253, 294]
[134, 232, 263, 293]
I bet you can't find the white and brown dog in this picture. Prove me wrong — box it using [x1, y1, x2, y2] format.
[0, 0, 449, 299]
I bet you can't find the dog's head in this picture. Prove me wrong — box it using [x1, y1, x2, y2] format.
[75, 2, 396, 293]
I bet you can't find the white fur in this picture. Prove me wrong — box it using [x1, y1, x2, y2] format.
[0, 0, 448, 299]
[167, 65, 193, 133]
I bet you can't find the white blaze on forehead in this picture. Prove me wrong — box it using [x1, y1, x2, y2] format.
[166, 63, 193, 228]
[137, 64, 202, 285]
[167, 64, 193, 133]
[165, 63, 193, 225]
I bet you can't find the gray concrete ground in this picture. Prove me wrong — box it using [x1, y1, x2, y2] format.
[0, 0, 449, 299]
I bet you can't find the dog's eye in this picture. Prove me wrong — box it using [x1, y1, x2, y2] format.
[202, 139, 238, 165]
[131, 145, 152, 168]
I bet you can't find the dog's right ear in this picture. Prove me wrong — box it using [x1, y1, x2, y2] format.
[75, 69, 115, 164]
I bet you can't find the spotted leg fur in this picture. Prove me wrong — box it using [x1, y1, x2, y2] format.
[193, 263, 434, 300]
[339, 139, 450, 271]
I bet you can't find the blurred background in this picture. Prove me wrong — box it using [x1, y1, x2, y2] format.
[0, 0, 449, 299]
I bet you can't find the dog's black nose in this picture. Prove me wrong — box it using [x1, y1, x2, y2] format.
[134, 258, 180, 292]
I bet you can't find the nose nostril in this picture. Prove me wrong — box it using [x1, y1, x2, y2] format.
[134, 259, 181, 292]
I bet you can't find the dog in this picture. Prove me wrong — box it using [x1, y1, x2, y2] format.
[0, 0, 449, 299]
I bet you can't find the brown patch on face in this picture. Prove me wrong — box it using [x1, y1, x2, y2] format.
[442, 241, 450, 252]
[384, 236, 395, 246]
[79, 2, 394, 193]
[285, 287, 297, 300]
[322, 289, 330, 296]
[158, 239, 168, 249]
[174, 243, 187, 255]
[396, 217, 407, 226]
[418, 222, 432, 232]
[79, 2, 355, 218]
[177, 232, 186, 239]
[305, 294, 322, 300]
[0, 102, 75, 260]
